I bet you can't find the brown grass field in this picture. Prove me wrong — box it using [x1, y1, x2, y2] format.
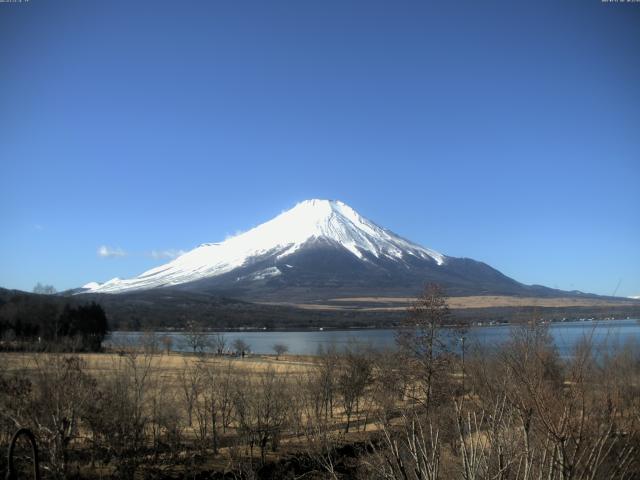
[0, 350, 317, 378]
[261, 294, 640, 311]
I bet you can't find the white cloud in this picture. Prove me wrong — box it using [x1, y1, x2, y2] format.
[97, 245, 127, 258]
[149, 249, 186, 259]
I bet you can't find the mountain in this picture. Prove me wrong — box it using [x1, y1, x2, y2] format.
[81, 199, 580, 301]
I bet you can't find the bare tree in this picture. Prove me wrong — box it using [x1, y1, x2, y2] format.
[211, 333, 227, 355]
[372, 412, 441, 480]
[84, 350, 156, 479]
[184, 321, 209, 354]
[272, 343, 289, 360]
[193, 359, 230, 454]
[371, 349, 408, 423]
[178, 359, 202, 427]
[213, 359, 236, 433]
[148, 372, 182, 462]
[232, 338, 250, 357]
[313, 343, 340, 421]
[337, 345, 372, 433]
[233, 367, 291, 465]
[396, 283, 454, 412]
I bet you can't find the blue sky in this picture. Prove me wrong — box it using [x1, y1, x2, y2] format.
[1, 0, 638, 297]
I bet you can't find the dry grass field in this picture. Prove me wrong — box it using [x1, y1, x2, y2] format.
[262, 294, 640, 311]
[0, 350, 316, 378]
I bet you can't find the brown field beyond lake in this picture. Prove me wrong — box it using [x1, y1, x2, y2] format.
[261, 295, 639, 311]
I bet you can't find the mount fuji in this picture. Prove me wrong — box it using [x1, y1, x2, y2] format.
[80, 199, 566, 301]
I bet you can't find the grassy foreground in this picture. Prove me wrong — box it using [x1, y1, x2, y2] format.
[1, 320, 639, 480]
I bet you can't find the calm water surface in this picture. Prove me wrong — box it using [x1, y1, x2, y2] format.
[107, 319, 640, 357]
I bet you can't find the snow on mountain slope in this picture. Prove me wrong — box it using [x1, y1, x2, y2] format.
[83, 199, 445, 294]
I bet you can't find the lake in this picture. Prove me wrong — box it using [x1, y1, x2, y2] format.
[107, 318, 640, 357]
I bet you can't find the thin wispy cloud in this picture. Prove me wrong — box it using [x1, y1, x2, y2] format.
[149, 249, 186, 259]
[97, 245, 127, 258]
[224, 230, 245, 240]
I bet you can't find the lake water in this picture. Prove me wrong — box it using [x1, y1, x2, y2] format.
[107, 319, 640, 357]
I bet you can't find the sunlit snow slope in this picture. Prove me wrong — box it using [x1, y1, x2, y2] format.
[83, 199, 445, 294]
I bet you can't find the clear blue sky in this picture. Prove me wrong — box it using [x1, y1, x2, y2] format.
[1, 0, 638, 297]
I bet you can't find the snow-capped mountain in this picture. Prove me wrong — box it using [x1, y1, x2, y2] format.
[80, 199, 553, 300]
[84, 199, 443, 293]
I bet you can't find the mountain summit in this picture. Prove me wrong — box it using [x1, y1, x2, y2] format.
[81, 199, 559, 300]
